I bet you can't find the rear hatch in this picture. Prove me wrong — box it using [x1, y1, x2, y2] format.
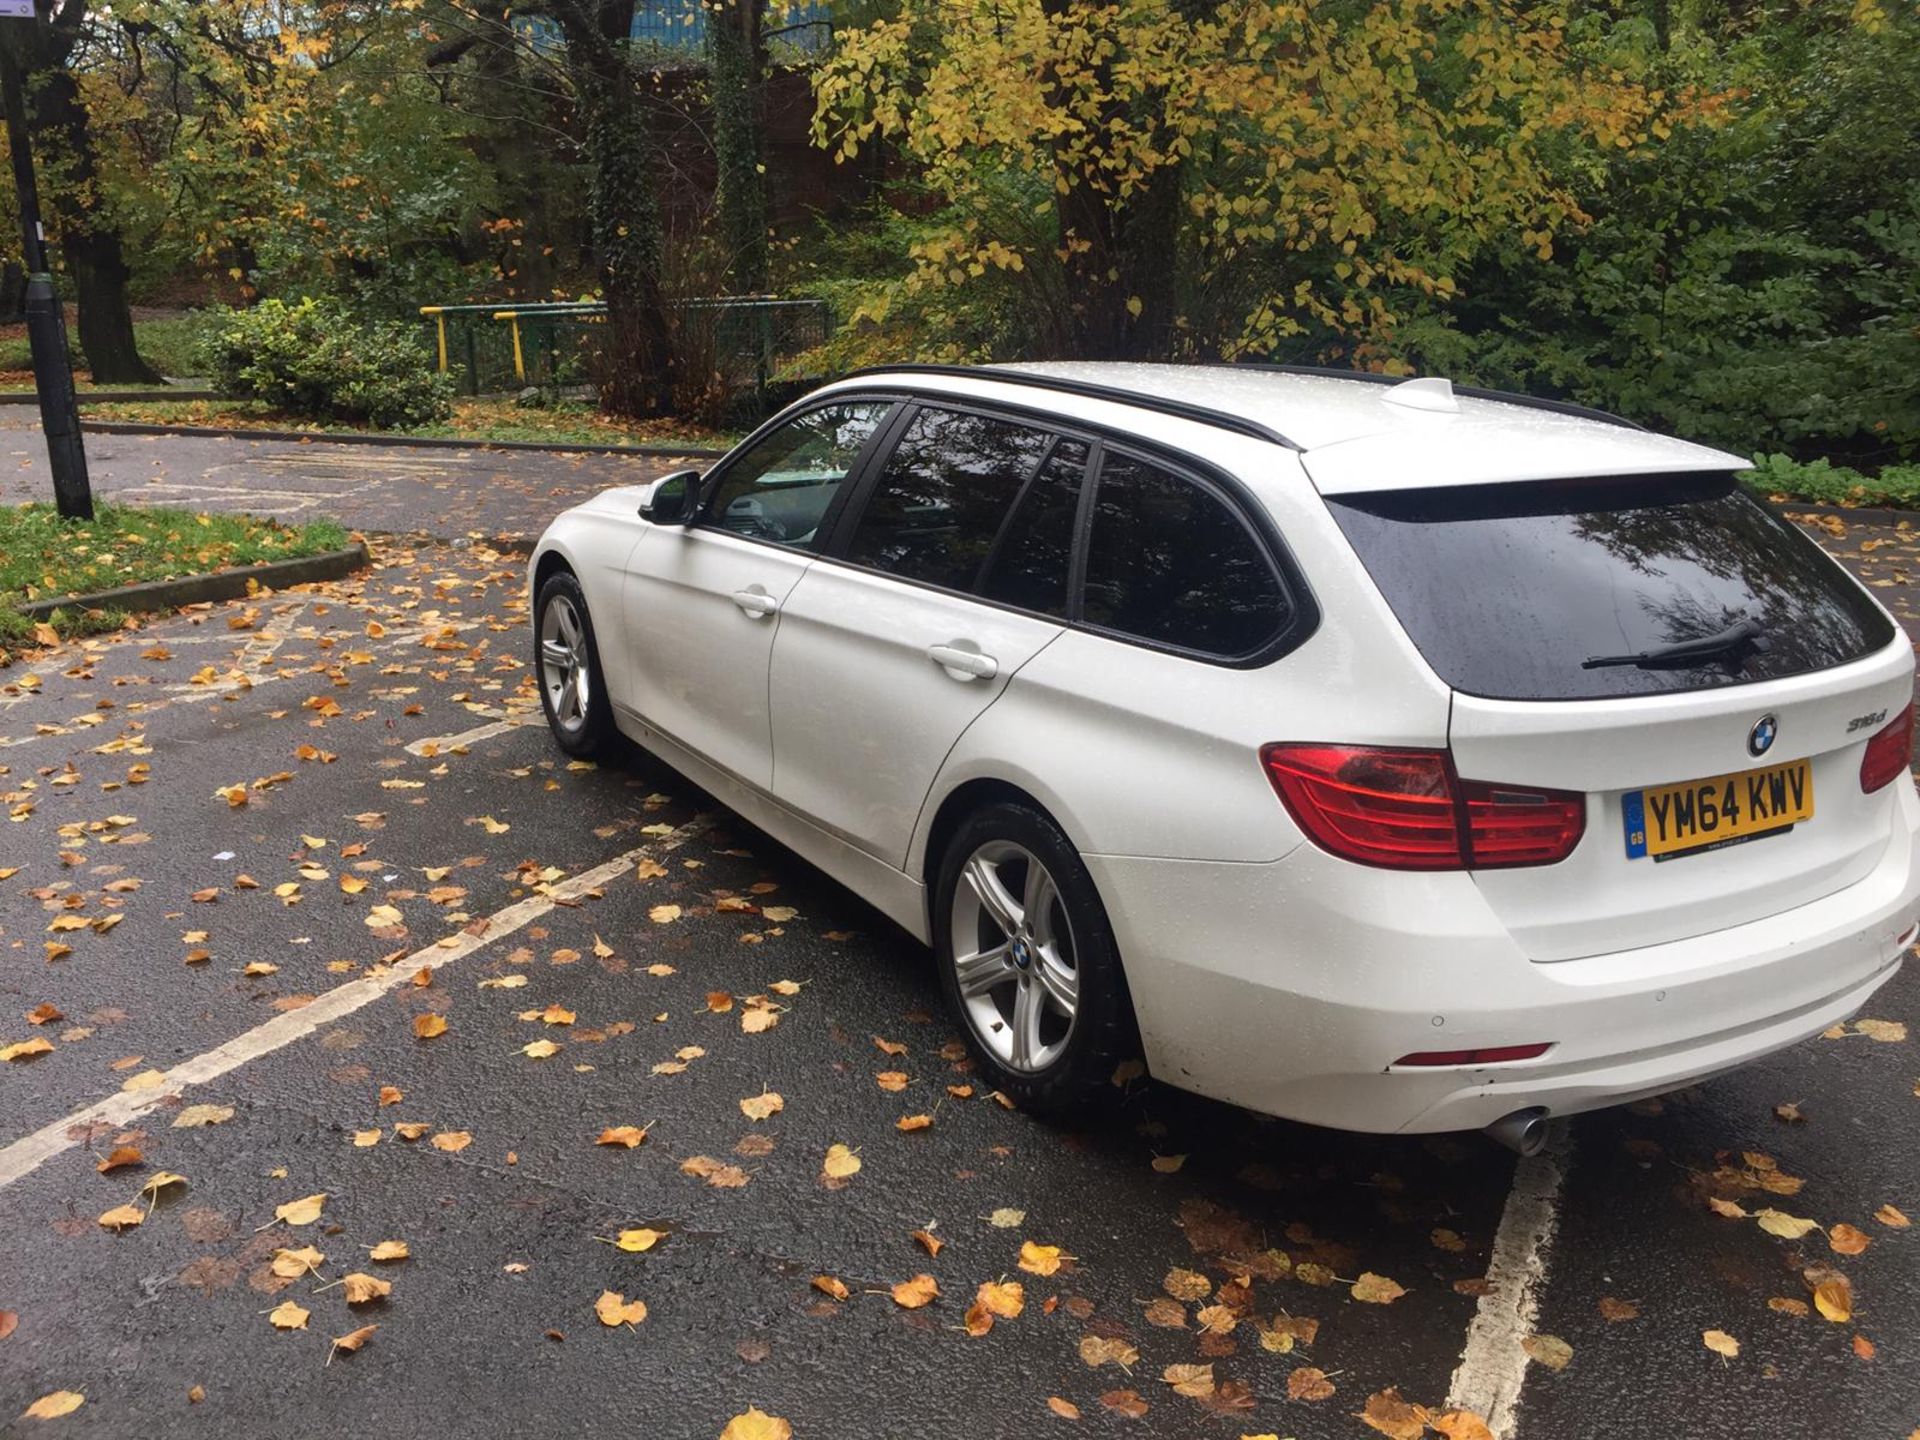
[1323, 471, 1911, 961]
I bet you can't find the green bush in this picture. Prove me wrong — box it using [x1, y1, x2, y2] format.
[1739, 453, 1920, 509]
[194, 298, 453, 430]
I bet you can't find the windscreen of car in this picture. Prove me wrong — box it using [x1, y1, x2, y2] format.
[1327, 472, 1895, 700]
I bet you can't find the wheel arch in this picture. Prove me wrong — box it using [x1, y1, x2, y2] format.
[532, 546, 575, 594]
[916, 774, 1097, 943]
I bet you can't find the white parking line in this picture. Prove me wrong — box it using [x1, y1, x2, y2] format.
[1445, 1122, 1574, 1437]
[0, 816, 707, 1192]
[404, 718, 536, 756]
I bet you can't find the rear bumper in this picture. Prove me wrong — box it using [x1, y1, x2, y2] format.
[1087, 782, 1920, 1134]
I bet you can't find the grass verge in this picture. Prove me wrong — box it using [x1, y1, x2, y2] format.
[83, 396, 742, 451]
[0, 311, 207, 385]
[0, 502, 349, 653]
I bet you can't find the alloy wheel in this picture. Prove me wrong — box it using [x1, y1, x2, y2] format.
[948, 840, 1080, 1072]
[539, 593, 591, 733]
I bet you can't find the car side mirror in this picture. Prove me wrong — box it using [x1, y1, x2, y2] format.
[639, 469, 701, 525]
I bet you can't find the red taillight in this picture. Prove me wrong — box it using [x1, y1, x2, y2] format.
[1860, 703, 1914, 793]
[1393, 1043, 1554, 1067]
[1259, 744, 1585, 871]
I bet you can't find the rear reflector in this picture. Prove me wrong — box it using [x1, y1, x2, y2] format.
[1860, 703, 1914, 793]
[1393, 1043, 1554, 1067]
[1259, 744, 1585, 870]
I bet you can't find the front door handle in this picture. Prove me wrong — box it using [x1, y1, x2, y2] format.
[731, 588, 779, 618]
[928, 643, 998, 681]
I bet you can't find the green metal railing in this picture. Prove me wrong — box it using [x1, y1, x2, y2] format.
[418, 297, 832, 397]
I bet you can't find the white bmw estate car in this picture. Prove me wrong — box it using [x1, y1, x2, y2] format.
[529, 363, 1920, 1152]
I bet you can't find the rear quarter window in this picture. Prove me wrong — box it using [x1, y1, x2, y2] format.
[1082, 451, 1292, 659]
[1328, 473, 1895, 700]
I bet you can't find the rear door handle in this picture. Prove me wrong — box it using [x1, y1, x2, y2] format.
[928, 643, 998, 681]
[731, 588, 779, 618]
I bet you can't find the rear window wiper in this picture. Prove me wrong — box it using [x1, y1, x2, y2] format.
[1583, 618, 1771, 670]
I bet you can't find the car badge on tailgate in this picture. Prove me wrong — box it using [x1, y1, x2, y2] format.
[1747, 714, 1778, 757]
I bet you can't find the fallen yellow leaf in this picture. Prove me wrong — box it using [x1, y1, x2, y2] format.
[1813, 1277, 1853, 1323]
[330, 1324, 378, 1356]
[272, 1246, 325, 1278]
[340, 1273, 391, 1304]
[22, 1391, 85, 1420]
[1352, 1272, 1407, 1305]
[718, 1409, 792, 1440]
[594, 1290, 647, 1327]
[1019, 1240, 1065, 1276]
[739, 1091, 784, 1121]
[890, 1273, 940, 1308]
[275, 1193, 327, 1226]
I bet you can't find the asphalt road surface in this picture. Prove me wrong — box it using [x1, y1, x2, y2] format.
[0, 502, 1916, 1438]
[0, 416, 687, 542]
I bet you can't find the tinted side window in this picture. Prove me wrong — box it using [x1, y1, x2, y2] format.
[975, 439, 1089, 618]
[845, 407, 1053, 591]
[1082, 453, 1288, 656]
[703, 401, 891, 550]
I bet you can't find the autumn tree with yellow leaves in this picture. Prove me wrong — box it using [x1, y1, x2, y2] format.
[810, 0, 1668, 362]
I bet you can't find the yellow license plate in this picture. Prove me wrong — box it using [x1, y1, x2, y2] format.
[1624, 759, 1813, 861]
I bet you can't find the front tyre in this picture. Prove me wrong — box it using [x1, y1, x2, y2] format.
[933, 802, 1137, 1115]
[534, 570, 615, 758]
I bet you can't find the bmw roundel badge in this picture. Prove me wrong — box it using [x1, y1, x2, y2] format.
[1748, 714, 1778, 758]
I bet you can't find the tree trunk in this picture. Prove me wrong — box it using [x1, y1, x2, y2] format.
[551, 0, 674, 417]
[67, 237, 154, 381]
[1, 7, 160, 383]
[1042, 0, 1196, 361]
[706, 0, 768, 294]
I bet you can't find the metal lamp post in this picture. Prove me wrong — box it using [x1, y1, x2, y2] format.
[0, 0, 91, 519]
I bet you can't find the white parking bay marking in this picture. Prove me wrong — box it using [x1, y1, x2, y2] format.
[1445, 1121, 1573, 1436]
[0, 817, 708, 1192]
[404, 717, 537, 756]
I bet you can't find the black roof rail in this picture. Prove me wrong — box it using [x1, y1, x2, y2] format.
[835, 363, 1304, 450]
[1237, 362, 1647, 432]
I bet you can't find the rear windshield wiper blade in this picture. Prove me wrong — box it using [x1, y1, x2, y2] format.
[1583, 618, 1771, 670]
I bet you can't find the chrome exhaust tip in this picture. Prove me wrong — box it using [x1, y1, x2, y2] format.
[1485, 1107, 1550, 1157]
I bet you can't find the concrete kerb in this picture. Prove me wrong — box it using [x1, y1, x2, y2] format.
[16, 542, 371, 621]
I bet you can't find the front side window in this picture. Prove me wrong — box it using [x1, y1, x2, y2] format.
[844, 406, 1054, 591]
[702, 400, 891, 550]
[1082, 452, 1289, 657]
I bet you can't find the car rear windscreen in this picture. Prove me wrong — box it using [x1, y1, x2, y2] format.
[1327, 472, 1895, 700]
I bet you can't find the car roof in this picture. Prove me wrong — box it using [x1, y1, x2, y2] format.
[828, 362, 1748, 493]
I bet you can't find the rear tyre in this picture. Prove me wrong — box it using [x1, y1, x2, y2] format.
[534, 570, 615, 759]
[933, 802, 1137, 1115]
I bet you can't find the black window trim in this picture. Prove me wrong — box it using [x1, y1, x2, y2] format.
[816, 391, 1320, 670]
[688, 392, 911, 554]
[971, 431, 1069, 604]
